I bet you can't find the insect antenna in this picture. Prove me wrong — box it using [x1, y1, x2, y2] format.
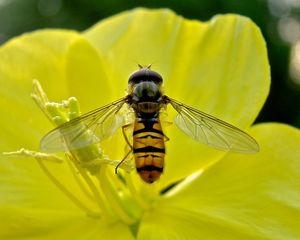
[137, 63, 152, 69]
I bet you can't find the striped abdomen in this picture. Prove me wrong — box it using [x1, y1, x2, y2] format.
[133, 118, 165, 183]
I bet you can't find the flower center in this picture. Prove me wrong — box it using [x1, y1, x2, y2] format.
[21, 80, 157, 226]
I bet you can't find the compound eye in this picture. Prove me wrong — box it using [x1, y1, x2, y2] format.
[128, 68, 163, 84]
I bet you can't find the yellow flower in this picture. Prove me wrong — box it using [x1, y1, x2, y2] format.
[1, 8, 300, 239]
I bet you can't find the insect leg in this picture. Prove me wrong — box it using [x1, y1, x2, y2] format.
[164, 135, 170, 142]
[122, 123, 133, 148]
[115, 124, 134, 174]
[115, 149, 132, 174]
[161, 120, 171, 142]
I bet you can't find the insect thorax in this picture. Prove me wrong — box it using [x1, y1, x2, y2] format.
[129, 81, 162, 118]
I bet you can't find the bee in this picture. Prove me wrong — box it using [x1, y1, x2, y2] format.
[40, 65, 259, 183]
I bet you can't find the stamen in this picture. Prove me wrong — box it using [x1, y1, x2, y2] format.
[46, 102, 68, 125]
[31, 79, 52, 122]
[27, 79, 158, 225]
[36, 159, 100, 218]
[68, 97, 80, 119]
[67, 153, 111, 218]
[66, 157, 94, 201]
[97, 166, 136, 224]
[2, 148, 64, 163]
[124, 173, 149, 210]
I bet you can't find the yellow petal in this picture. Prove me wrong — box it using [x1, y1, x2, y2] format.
[0, 30, 79, 153]
[0, 158, 100, 213]
[0, 207, 133, 240]
[139, 123, 300, 239]
[84, 8, 269, 187]
[64, 36, 125, 159]
[0, 32, 92, 212]
[0, 32, 92, 222]
[0, 156, 137, 238]
[65, 36, 115, 110]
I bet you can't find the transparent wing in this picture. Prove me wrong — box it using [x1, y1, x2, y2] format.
[167, 97, 259, 153]
[40, 97, 127, 153]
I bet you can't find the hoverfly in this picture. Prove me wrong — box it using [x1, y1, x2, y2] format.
[40, 65, 259, 183]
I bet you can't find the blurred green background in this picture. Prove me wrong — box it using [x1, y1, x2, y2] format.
[0, 0, 299, 128]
